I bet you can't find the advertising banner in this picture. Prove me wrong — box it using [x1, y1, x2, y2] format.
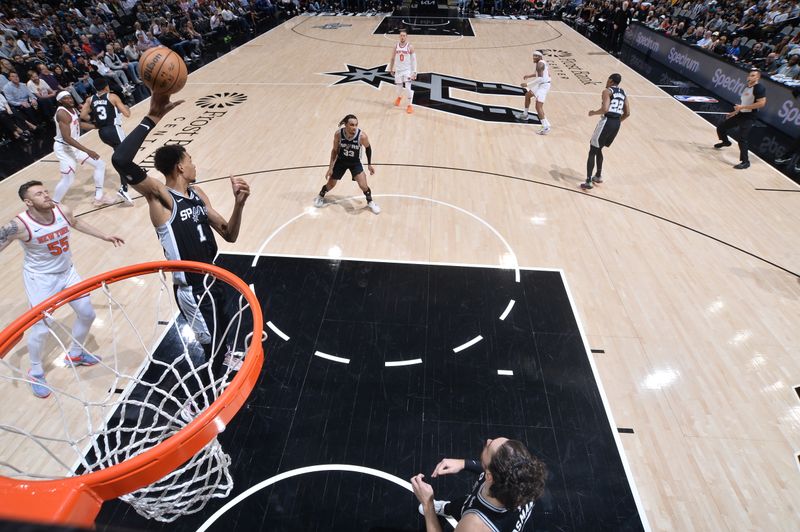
[625, 23, 800, 136]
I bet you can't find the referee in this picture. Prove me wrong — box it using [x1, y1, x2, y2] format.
[714, 69, 767, 170]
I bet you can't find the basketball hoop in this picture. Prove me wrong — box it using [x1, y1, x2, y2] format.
[0, 261, 264, 527]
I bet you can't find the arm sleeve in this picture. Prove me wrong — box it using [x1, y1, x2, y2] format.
[365, 145, 372, 164]
[464, 458, 482, 474]
[411, 52, 417, 72]
[111, 117, 155, 185]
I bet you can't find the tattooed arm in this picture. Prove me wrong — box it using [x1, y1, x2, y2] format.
[0, 219, 26, 252]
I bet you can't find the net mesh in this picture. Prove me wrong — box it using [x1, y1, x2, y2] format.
[0, 264, 260, 522]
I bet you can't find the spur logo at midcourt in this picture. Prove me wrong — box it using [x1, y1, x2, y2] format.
[324, 64, 542, 124]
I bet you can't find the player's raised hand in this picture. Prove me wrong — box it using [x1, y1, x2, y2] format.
[230, 175, 250, 205]
[431, 458, 465, 478]
[147, 92, 184, 123]
[410, 474, 434, 506]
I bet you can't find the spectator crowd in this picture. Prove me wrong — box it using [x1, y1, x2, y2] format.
[562, 0, 800, 85]
[0, 0, 282, 146]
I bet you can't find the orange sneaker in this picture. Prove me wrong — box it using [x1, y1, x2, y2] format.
[406, 104, 413, 114]
[394, 97, 402, 106]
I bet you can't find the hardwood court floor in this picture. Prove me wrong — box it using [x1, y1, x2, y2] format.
[0, 17, 798, 530]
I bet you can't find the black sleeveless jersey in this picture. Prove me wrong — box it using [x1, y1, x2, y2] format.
[337, 128, 361, 164]
[460, 473, 535, 532]
[605, 86, 627, 118]
[90, 93, 117, 128]
[156, 188, 218, 286]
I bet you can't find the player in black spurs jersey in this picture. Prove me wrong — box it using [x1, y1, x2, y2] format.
[80, 78, 132, 203]
[313, 114, 380, 214]
[411, 437, 547, 532]
[111, 93, 251, 371]
[581, 73, 630, 190]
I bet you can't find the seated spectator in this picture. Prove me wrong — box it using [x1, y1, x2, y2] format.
[696, 30, 714, 49]
[104, 43, 141, 84]
[25, 69, 56, 116]
[712, 34, 728, 55]
[79, 34, 96, 56]
[63, 57, 96, 96]
[36, 64, 82, 106]
[0, 35, 20, 59]
[0, 91, 33, 140]
[182, 20, 205, 50]
[741, 41, 767, 64]
[123, 37, 140, 62]
[136, 32, 156, 53]
[727, 36, 742, 60]
[775, 54, 800, 78]
[90, 51, 132, 95]
[2, 71, 40, 124]
[50, 63, 89, 103]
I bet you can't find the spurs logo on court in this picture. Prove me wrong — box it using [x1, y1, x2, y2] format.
[324, 64, 543, 125]
[312, 22, 352, 30]
[195, 92, 248, 109]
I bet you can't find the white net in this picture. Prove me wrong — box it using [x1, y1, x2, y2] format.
[0, 264, 262, 522]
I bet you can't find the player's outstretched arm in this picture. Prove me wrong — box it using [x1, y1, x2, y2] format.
[110, 93, 131, 118]
[79, 97, 96, 130]
[194, 175, 250, 243]
[111, 93, 182, 203]
[59, 204, 125, 246]
[0, 219, 26, 253]
[410, 474, 444, 532]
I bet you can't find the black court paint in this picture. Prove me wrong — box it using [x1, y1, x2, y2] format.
[95, 254, 644, 531]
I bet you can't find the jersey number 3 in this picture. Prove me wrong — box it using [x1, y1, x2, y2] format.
[95, 105, 107, 121]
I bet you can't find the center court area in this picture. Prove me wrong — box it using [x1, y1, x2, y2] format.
[0, 15, 799, 532]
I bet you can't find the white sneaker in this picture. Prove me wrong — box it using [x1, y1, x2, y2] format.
[418, 499, 450, 517]
[537, 127, 551, 135]
[367, 201, 381, 214]
[313, 195, 325, 208]
[117, 186, 133, 205]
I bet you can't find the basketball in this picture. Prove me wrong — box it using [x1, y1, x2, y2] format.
[138, 46, 187, 95]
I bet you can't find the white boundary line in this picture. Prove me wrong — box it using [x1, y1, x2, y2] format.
[499, 299, 516, 320]
[266, 321, 291, 341]
[497, 369, 514, 376]
[314, 350, 350, 364]
[196, 463, 458, 531]
[385, 358, 423, 367]
[453, 334, 483, 353]
[560, 270, 652, 532]
[249, 194, 521, 282]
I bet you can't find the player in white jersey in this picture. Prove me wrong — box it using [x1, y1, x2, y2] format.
[389, 30, 417, 114]
[52, 91, 115, 208]
[520, 50, 552, 135]
[0, 180, 124, 398]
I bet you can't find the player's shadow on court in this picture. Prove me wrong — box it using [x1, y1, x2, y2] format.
[549, 166, 580, 184]
[323, 195, 372, 215]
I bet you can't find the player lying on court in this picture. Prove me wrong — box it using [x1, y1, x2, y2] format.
[0, 180, 124, 398]
[313, 114, 380, 214]
[111, 92, 251, 369]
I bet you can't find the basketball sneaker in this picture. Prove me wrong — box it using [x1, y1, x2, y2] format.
[591, 175, 603, 183]
[117, 186, 133, 205]
[733, 161, 750, 169]
[418, 500, 451, 517]
[368, 201, 381, 214]
[28, 371, 50, 399]
[580, 180, 594, 190]
[537, 127, 550, 135]
[394, 96, 402, 106]
[713, 141, 732, 149]
[774, 156, 793, 165]
[65, 351, 101, 367]
[406, 104, 413, 114]
[313, 195, 325, 208]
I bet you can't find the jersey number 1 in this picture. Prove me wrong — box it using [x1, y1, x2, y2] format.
[196, 225, 207, 243]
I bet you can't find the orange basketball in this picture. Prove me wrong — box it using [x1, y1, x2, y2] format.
[138, 46, 187, 95]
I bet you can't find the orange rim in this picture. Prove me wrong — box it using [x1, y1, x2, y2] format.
[0, 260, 264, 527]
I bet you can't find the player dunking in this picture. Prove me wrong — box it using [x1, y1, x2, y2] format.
[111, 93, 250, 370]
[52, 91, 116, 207]
[0, 180, 124, 398]
[520, 50, 552, 135]
[389, 30, 417, 114]
[80, 78, 133, 204]
[581, 73, 630, 190]
[313, 114, 380, 214]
